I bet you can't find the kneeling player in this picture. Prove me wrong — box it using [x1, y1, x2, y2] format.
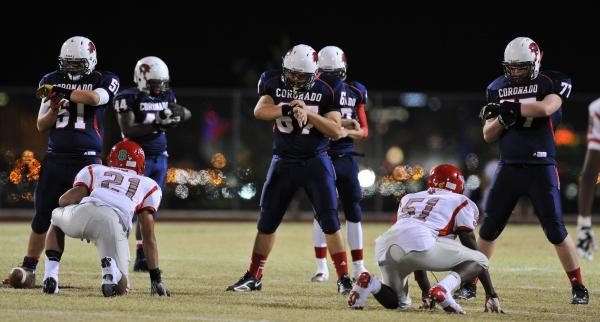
[41, 140, 170, 297]
[347, 164, 502, 314]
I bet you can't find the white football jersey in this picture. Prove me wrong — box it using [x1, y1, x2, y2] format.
[73, 164, 162, 230]
[376, 188, 478, 257]
[587, 98, 600, 151]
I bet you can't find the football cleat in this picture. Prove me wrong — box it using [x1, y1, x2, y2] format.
[453, 282, 476, 300]
[576, 225, 597, 261]
[42, 277, 59, 294]
[310, 272, 329, 283]
[571, 284, 589, 305]
[337, 273, 353, 295]
[226, 271, 262, 292]
[347, 272, 372, 309]
[101, 257, 118, 297]
[429, 286, 466, 314]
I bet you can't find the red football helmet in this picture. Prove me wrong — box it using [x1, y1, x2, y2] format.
[427, 164, 465, 194]
[107, 140, 145, 175]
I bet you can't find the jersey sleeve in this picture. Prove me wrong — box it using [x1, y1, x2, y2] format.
[73, 164, 96, 192]
[137, 183, 162, 214]
[349, 81, 368, 105]
[99, 71, 121, 101]
[454, 198, 479, 232]
[546, 70, 573, 101]
[113, 92, 135, 113]
[258, 71, 277, 96]
[486, 86, 499, 103]
[320, 83, 341, 115]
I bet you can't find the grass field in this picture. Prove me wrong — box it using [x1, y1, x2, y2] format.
[0, 222, 597, 321]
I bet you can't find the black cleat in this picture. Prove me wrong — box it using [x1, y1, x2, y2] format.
[453, 282, 476, 300]
[42, 277, 58, 294]
[337, 273, 353, 295]
[226, 271, 262, 292]
[571, 284, 589, 305]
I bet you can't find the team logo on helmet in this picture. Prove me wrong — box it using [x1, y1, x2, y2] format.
[88, 41, 96, 54]
[118, 149, 128, 161]
[312, 51, 318, 63]
[139, 64, 150, 78]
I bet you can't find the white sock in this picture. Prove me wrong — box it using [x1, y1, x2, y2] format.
[438, 272, 461, 294]
[312, 219, 327, 248]
[346, 221, 363, 250]
[44, 255, 60, 280]
[578, 215, 592, 228]
[370, 275, 382, 294]
[316, 258, 328, 274]
[101, 257, 123, 283]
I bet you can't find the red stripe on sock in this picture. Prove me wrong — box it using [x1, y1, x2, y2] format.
[350, 249, 364, 262]
[248, 252, 267, 279]
[567, 267, 583, 286]
[330, 252, 348, 278]
[314, 247, 327, 259]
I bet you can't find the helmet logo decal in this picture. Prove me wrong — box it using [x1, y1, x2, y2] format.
[529, 42, 539, 63]
[88, 41, 96, 54]
[139, 64, 151, 79]
[341, 53, 347, 63]
[117, 149, 128, 161]
[312, 51, 318, 63]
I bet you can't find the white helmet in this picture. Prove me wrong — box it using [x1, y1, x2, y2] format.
[282, 44, 318, 92]
[59, 36, 97, 78]
[318, 46, 347, 80]
[134, 56, 170, 95]
[502, 37, 542, 84]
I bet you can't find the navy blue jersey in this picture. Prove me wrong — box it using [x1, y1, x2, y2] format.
[319, 75, 368, 155]
[113, 87, 177, 155]
[39, 70, 119, 155]
[486, 70, 572, 164]
[258, 70, 338, 159]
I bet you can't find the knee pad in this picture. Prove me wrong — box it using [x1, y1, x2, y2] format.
[343, 202, 362, 222]
[31, 213, 51, 234]
[543, 223, 568, 245]
[257, 212, 280, 235]
[318, 210, 341, 234]
[478, 216, 503, 242]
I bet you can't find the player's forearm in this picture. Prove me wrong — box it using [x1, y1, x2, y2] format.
[478, 269, 497, 296]
[254, 103, 284, 121]
[413, 270, 431, 296]
[347, 128, 365, 140]
[483, 118, 503, 143]
[307, 112, 343, 139]
[37, 109, 59, 132]
[58, 187, 87, 207]
[520, 94, 562, 118]
[140, 215, 159, 269]
[69, 90, 100, 106]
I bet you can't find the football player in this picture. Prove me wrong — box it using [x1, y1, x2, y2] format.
[310, 46, 369, 282]
[467, 36, 589, 304]
[41, 140, 170, 297]
[226, 44, 353, 294]
[347, 165, 503, 314]
[4, 36, 119, 288]
[114, 56, 190, 272]
[575, 98, 600, 261]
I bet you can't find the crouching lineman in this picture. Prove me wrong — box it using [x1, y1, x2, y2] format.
[41, 140, 170, 297]
[347, 164, 503, 314]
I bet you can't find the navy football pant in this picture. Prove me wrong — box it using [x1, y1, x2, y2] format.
[332, 155, 362, 223]
[33, 155, 100, 233]
[134, 153, 167, 221]
[258, 155, 339, 234]
[479, 164, 567, 245]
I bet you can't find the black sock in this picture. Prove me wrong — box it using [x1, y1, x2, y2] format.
[149, 268, 162, 282]
[373, 284, 399, 309]
[45, 250, 62, 262]
[22, 256, 39, 270]
[136, 248, 145, 257]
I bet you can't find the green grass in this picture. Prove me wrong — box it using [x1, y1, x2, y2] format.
[0, 222, 597, 321]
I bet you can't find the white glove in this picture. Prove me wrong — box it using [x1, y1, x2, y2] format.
[484, 294, 504, 313]
[576, 224, 597, 261]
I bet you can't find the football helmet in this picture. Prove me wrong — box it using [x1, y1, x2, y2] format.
[318, 46, 347, 81]
[502, 37, 542, 84]
[107, 140, 145, 175]
[282, 44, 318, 92]
[427, 164, 465, 194]
[58, 36, 97, 79]
[134, 56, 170, 96]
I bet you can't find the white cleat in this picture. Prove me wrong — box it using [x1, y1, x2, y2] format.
[347, 272, 373, 309]
[310, 272, 329, 283]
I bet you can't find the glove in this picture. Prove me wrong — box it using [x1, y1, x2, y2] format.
[168, 102, 191, 122]
[576, 224, 598, 261]
[419, 296, 435, 309]
[154, 107, 179, 131]
[151, 280, 171, 297]
[36, 84, 73, 100]
[497, 101, 521, 129]
[484, 293, 505, 313]
[45, 92, 69, 111]
[479, 102, 501, 120]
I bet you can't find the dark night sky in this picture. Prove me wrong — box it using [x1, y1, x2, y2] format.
[1, 12, 597, 92]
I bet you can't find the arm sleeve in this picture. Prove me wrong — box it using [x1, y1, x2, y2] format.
[113, 93, 134, 113]
[73, 165, 95, 192]
[100, 72, 120, 101]
[549, 72, 573, 101]
[454, 198, 479, 232]
[356, 103, 369, 138]
[137, 185, 162, 214]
